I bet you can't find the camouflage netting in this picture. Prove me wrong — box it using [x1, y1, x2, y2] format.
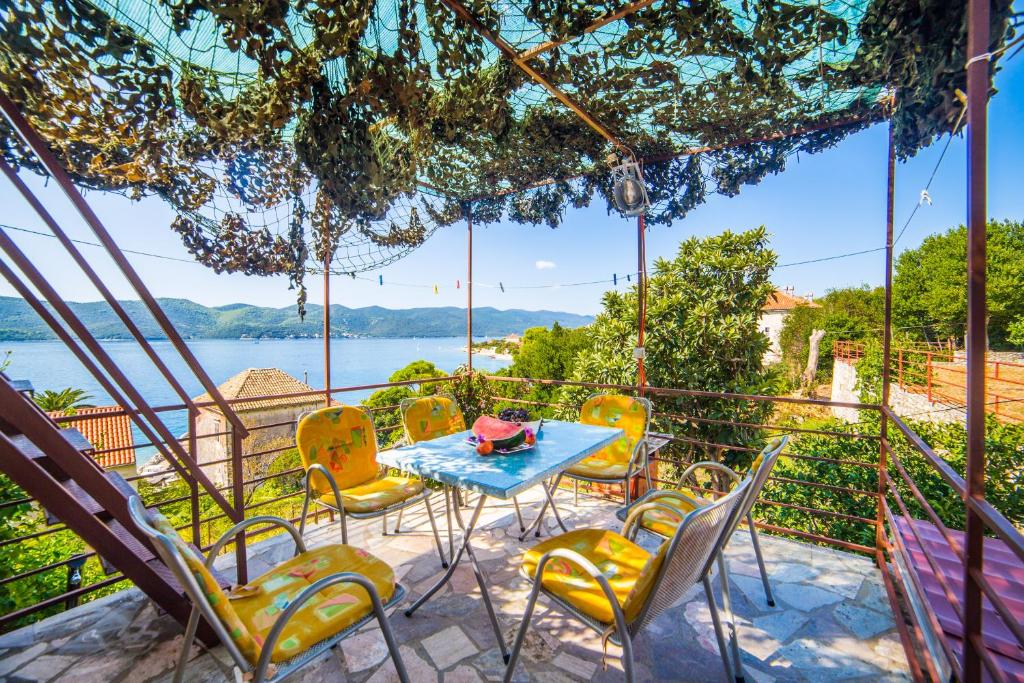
[0, 0, 1016, 310]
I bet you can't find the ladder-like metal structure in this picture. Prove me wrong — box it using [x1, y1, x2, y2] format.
[0, 91, 250, 638]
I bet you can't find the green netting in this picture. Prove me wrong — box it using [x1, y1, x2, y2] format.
[0, 0, 1016, 310]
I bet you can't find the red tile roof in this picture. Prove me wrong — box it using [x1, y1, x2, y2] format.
[193, 368, 321, 412]
[50, 406, 136, 468]
[762, 289, 819, 311]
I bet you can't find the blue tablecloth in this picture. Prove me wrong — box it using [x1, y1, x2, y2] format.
[377, 420, 623, 499]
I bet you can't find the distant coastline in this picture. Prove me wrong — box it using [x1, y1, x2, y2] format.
[0, 296, 593, 341]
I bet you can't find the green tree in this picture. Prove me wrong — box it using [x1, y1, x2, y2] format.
[778, 286, 885, 383]
[894, 219, 1024, 347]
[1008, 317, 1024, 348]
[496, 323, 591, 410]
[32, 388, 94, 415]
[363, 360, 450, 445]
[560, 227, 780, 472]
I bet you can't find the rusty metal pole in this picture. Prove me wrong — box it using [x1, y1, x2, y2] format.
[467, 203, 474, 373]
[636, 213, 647, 392]
[231, 426, 246, 584]
[878, 120, 896, 553]
[963, 0, 990, 677]
[188, 407, 201, 547]
[323, 248, 332, 406]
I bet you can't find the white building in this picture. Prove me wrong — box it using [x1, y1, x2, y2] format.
[760, 287, 819, 364]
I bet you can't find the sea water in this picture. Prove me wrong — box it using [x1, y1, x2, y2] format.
[3, 337, 509, 463]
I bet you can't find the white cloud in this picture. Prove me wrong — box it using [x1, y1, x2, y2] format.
[535, 260, 556, 270]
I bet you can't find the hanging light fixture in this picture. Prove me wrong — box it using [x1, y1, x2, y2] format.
[610, 158, 650, 217]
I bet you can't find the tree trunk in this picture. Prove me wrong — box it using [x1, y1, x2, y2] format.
[801, 329, 827, 397]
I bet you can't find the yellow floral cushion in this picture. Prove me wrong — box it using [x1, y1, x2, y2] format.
[638, 493, 703, 538]
[232, 544, 395, 663]
[522, 529, 665, 625]
[147, 509, 260, 662]
[566, 395, 649, 481]
[297, 406, 380, 492]
[319, 476, 425, 513]
[402, 396, 466, 443]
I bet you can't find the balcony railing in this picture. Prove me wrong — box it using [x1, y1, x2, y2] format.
[1, 373, 1022, 681]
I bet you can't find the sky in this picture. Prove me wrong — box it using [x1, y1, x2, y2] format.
[1, 56, 1022, 317]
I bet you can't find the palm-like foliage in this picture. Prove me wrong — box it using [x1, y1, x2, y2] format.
[33, 388, 94, 415]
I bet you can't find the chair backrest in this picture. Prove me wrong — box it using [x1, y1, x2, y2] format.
[127, 496, 260, 667]
[400, 393, 466, 444]
[578, 393, 652, 464]
[296, 405, 380, 493]
[731, 435, 788, 535]
[628, 478, 752, 634]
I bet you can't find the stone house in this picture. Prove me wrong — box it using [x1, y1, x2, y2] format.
[192, 368, 325, 488]
[760, 287, 819, 364]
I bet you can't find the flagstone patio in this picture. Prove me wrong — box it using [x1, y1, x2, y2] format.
[0, 489, 909, 682]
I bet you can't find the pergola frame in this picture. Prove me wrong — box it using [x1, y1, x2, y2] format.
[0, 0, 1013, 677]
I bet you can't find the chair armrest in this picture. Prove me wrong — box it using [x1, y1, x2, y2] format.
[625, 438, 650, 475]
[305, 462, 347, 516]
[206, 516, 307, 567]
[677, 461, 741, 489]
[254, 572, 392, 680]
[621, 499, 697, 540]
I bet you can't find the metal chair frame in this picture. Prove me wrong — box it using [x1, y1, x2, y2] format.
[625, 435, 789, 608]
[525, 393, 653, 541]
[297, 405, 448, 568]
[126, 496, 409, 683]
[504, 478, 753, 683]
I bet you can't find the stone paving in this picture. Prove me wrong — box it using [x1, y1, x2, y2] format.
[0, 488, 910, 682]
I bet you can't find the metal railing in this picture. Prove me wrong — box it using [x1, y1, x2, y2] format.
[1, 372, 1021, 683]
[834, 341, 1024, 423]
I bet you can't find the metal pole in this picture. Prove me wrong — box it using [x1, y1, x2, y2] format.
[963, 0, 990, 677]
[323, 248, 332, 406]
[467, 203, 474, 373]
[637, 213, 647, 392]
[878, 119, 896, 554]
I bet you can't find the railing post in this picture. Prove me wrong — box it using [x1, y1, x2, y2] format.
[323, 237, 332, 407]
[963, 0, 989, 677]
[927, 361, 932, 402]
[898, 349, 903, 388]
[878, 117, 896, 555]
[188, 407, 201, 547]
[232, 429, 247, 584]
[466, 202, 474, 373]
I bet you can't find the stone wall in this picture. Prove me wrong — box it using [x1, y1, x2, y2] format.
[830, 358, 962, 425]
[197, 401, 323, 487]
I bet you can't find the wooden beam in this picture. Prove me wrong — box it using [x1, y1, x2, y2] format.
[435, 0, 634, 158]
[518, 0, 656, 62]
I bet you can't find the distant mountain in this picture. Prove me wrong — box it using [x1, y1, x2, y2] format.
[0, 296, 593, 340]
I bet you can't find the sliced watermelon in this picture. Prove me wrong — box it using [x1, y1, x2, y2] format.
[471, 415, 527, 451]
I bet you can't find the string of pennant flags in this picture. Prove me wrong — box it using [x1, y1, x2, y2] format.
[348, 270, 644, 294]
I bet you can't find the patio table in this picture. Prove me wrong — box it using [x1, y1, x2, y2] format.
[377, 419, 624, 660]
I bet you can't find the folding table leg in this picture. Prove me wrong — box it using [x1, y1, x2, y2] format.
[403, 494, 510, 660]
[519, 474, 568, 541]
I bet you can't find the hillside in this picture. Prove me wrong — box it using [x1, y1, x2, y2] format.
[0, 297, 593, 340]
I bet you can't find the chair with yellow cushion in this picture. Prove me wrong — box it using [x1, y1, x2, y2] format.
[619, 435, 788, 608]
[126, 496, 409, 683]
[504, 478, 753, 683]
[399, 394, 527, 536]
[296, 405, 446, 568]
[528, 394, 652, 540]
